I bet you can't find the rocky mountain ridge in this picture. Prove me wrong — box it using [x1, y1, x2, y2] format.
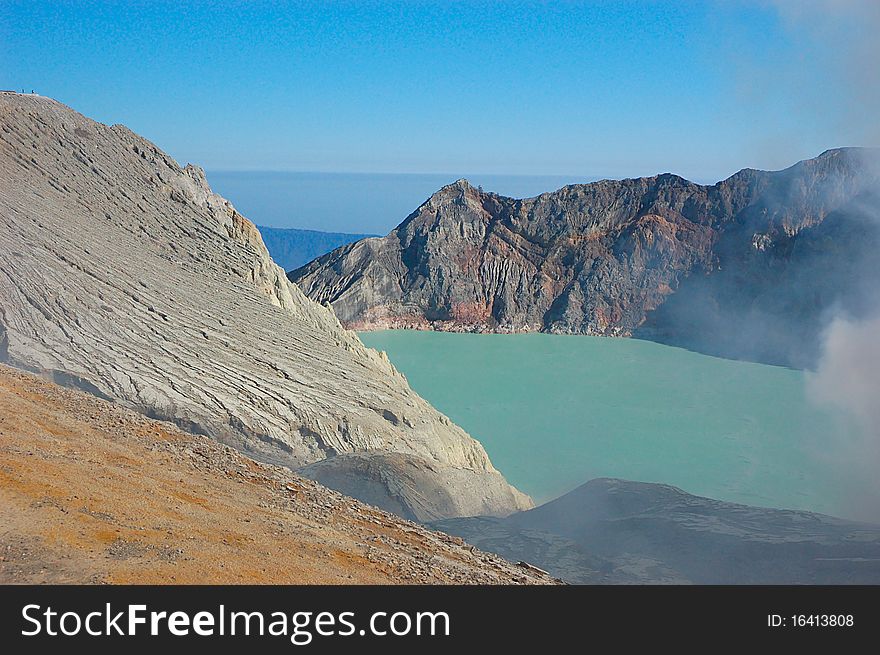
[292, 148, 880, 367]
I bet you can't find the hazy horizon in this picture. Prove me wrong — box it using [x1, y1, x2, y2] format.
[205, 144, 851, 233]
[207, 170, 604, 233]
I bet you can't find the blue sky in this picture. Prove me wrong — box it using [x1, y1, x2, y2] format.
[1, 1, 876, 182]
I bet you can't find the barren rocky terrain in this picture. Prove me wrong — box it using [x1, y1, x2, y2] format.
[0, 92, 529, 521]
[0, 364, 554, 584]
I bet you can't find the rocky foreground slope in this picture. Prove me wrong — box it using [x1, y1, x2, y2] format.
[0, 92, 530, 521]
[293, 149, 880, 367]
[0, 365, 552, 584]
[434, 478, 880, 584]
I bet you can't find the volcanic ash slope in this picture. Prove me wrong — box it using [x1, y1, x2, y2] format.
[0, 93, 530, 521]
[0, 364, 553, 584]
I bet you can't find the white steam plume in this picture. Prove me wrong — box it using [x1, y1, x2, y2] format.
[806, 315, 880, 521]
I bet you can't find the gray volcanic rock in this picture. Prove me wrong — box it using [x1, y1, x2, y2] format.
[292, 148, 880, 367]
[300, 451, 535, 522]
[434, 478, 880, 584]
[0, 92, 531, 521]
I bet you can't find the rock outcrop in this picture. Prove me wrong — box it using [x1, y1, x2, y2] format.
[434, 478, 880, 584]
[292, 148, 880, 367]
[0, 93, 531, 521]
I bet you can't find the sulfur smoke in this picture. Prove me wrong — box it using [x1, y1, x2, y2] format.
[757, 1, 880, 521]
[807, 316, 880, 521]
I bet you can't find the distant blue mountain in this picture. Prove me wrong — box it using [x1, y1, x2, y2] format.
[257, 226, 374, 272]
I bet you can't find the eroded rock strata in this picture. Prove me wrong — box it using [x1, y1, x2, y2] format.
[0, 93, 530, 521]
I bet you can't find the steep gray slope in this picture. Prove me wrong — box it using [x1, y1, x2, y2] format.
[0, 92, 531, 521]
[434, 478, 880, 584]
[292, 148, 880, 367]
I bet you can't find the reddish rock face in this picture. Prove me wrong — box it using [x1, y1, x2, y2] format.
[291, 149, 880, 366]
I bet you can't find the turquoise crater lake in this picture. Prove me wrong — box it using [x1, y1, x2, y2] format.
[359, 331, 847, 518]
